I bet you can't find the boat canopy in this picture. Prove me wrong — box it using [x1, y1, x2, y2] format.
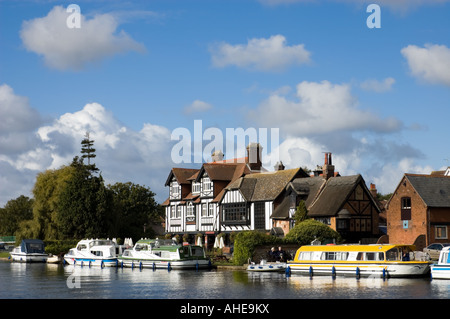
[21, 239, 45, 254]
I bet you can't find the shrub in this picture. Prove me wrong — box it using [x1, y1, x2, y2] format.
[44, 239, 79, 255]
[233, 231, 282, 265]
[285, 219, 341, 245]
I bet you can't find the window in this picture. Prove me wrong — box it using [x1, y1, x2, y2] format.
[192, 182, 201, 194]
[176, 206, 182, 218]
[202, 176, 212, 192]
[201, 204, 208, 217]
[401, 197, 411, 220]
[223, 203, 248, 224]
[436, 226, 448, 239]
[254, 202, 266, 230]
[187, 204, 194, 217]
[208, 203, 215, 216]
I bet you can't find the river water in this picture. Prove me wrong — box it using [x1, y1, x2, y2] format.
[1, 261, 450, 300]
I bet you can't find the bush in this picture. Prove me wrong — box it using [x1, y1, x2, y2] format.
[285, 219, 341, 245]
[44, 239, 79, 255]
[233, 231, 283, 265]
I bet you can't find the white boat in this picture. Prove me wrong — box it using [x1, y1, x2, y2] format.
[10, 239, 48, 263]
[287, 244, 431, 278]
[118, 238, 211, 270]
[64, 238, 125, 267]
[247, 260, 286, 272]
[431, 246, 450, 279]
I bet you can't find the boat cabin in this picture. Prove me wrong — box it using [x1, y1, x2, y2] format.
[20, 239, 46, 254]
[294, 244, 417, 263]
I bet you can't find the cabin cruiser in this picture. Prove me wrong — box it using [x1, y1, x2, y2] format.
[10, 239, 48, 263]
[118, 238, 211, 270]
[247, 260, 286, 272]
[287, 244, 431, 278]
[431, 246, 450, 279]
[64, 238, 125, 267]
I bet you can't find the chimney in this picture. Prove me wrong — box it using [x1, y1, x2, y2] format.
[322, 152, 335, 180]
[246, 143, 262, 171]
[274, 161, 285, 171]
[211, 150, 224, 162]
[370, 183, 378, 198]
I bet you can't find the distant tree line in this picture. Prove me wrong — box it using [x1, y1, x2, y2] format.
[0, 133, 163, 243]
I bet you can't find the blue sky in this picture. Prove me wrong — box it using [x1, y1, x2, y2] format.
[1, 0, 449, 205]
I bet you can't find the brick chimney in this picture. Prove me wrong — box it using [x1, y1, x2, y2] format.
[370, 183, 378, 198]
[322, 152, 335, 180]
[246, 143, 262, 171]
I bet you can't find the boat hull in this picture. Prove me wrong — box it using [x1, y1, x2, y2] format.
[64, 256, 118, 267]
[118, 258, 211, 270]
[10, 252, 48, 263]
[287, 262, 430, 278]
[431, 265, 450, 279]
[247, 262, 286, 272]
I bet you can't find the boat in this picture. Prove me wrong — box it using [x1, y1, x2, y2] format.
[10, 239, 48, 263]
[287, 244, 431, 278]
[431, 246, 450, 279]
[247, 260, 286, 272]
[64, 238, 125, 267]
[118, 238, 211, 270]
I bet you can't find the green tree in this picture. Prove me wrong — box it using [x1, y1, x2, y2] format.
[108, 182, 160, 241]
[285, 219, 341, 245]
[80, 132, 98, 173]
[57, 157, 112, 239]
[293, 200, 309, 225]
[16, 165, 76, 240]
[0, 195, 34, 236]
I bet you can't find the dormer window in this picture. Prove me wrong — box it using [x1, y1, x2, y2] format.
[192, 182, 201, 194]
[202, 176, 212, 192]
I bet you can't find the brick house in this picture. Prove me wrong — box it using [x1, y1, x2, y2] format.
[385, 173, 450, 250]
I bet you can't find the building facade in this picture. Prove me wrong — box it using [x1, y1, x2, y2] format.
[386, 173, 450, 250]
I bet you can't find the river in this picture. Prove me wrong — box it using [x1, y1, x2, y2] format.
[1, 261, 450, 300]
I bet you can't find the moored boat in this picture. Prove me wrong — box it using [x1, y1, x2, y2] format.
[10, 239, 48, 263]
[431, 246, 450, 279]
[118, 238, 211, 270]
[247, 260, 286, 272]
[64, 238, 124, 267]
[287, 244, 431, 278]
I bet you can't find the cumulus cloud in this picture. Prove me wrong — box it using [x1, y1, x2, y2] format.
[184, 100, 213, 114]
[0, 95, 174, 206]
[20, 6, 145, 71]
[0, 84, 43, 155]
[210, 35, 311, 72]
[401, 44, 450, 86]
[249, 80, 402, 137]
[360, 77, 395, 92]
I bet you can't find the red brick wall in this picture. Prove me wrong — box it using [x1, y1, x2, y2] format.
[386, 176, 428, 246]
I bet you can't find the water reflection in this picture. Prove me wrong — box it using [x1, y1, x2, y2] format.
[1, 261, 449, 299]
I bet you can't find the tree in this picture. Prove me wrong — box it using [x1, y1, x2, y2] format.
[80, 132, 98, 173]
[108, 182, 160, 241]
[57, 157, 112, 239]
[0, 195, 33, 236]
[285, 219, 341, 245]
[293, 200, 309, 225]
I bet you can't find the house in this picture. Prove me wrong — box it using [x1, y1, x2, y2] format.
[385, 173, 450, 250]
[272, 171, 382, 243]
[163, 146, 382, 247]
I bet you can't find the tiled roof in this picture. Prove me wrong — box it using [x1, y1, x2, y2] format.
[405, 174, 450, 208]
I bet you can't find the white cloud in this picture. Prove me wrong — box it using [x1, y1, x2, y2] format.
[0, 96, 174, 206]
[20, 6, 145, 71]
[360, 77, 395, 92]
[250, 80, 402, 136]
[210, 35, 311, 72]
[184, 100, 213, 114]
[401, 44, 450, 86]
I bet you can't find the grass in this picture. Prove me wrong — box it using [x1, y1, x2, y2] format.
[0, 252, 10, 259]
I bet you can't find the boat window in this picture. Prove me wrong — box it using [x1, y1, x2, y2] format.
[365, 252, 384, 261]
[298, 252, 313, 260]
[91, 250, 103, 256]
[77, 244, 87, 251]
[182, 246, 189, 256]
[191, 247, 204, 257]
[336, 252, 348, 260]
[386, 248, 400, 261]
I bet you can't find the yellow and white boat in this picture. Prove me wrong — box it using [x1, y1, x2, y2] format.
[287, 244, 431, 278]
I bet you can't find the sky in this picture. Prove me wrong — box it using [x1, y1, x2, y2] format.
[1, 0, 449, 206]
